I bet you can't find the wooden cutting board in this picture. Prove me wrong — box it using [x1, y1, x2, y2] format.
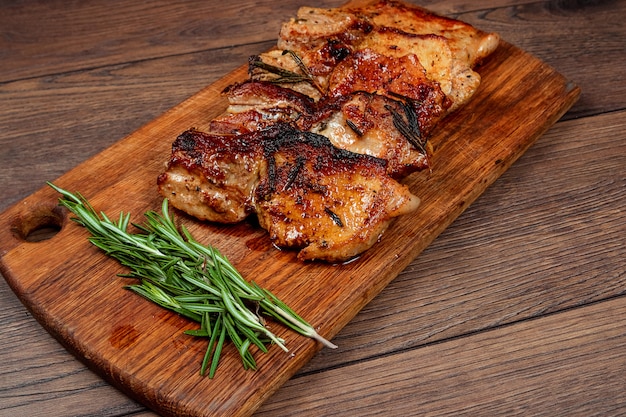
[0, 26, 579, 417]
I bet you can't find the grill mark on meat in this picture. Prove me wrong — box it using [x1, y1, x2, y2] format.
[264, 154, 277, 199]
[284, 156, 306, 190]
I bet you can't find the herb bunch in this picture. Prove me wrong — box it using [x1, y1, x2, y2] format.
[48, 183, 336, 378]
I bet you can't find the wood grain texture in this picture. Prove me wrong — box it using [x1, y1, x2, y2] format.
[0, 0, 344, 82]
[0, 31, 579, 417]
[474, 0, 626, 119]
[1, 0, 624, 416]
[258, 295, 626, 416]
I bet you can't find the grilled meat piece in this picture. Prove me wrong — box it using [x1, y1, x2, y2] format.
[158, 125, 420, 262]
[157, 129, 262, 223]
[325, 47, 450, 140]
[209, 81, 319, 135]
[212, 81, 429, 177]
[267, 0, 498, 111]
[310, 92, 430, 178]
[358, 0, 500, 67]
[255, 127, 419, 261]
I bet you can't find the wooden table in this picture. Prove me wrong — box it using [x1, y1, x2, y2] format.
[1, 1, 624, 416]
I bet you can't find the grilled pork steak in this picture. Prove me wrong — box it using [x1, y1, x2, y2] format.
[211, 81, 429, 178]
[273, 0, 499, 111]
[157, 129, 262, 224]
[255, 126, 419, 262]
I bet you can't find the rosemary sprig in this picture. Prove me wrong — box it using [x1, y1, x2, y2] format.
[385, 97, 429, 157]
[249, 50, 323, 92]
[48, 182, 336, 378]
[249, 55, 309, 84]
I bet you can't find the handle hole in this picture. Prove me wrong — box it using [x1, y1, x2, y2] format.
[12, 204, 66, 242]
[24, 222, 63, 242]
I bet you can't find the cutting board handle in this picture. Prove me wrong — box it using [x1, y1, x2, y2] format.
[0, 186, 69, 256]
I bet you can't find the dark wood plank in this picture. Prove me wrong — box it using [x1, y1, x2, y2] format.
[298, 109, 626, 373]
[257, 294, 626, 416]
[0, 0, 343, 82]
[471, 0, 626, 119]
[0, 315, 146, 416]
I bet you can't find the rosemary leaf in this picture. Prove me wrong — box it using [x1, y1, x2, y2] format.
[205, 315, 226, 378]
[248, 51, 323, 92]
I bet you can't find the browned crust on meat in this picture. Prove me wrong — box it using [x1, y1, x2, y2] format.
[157, 0, 500, 261]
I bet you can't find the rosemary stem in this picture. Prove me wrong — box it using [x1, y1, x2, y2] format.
[270, 304, 338, 349]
